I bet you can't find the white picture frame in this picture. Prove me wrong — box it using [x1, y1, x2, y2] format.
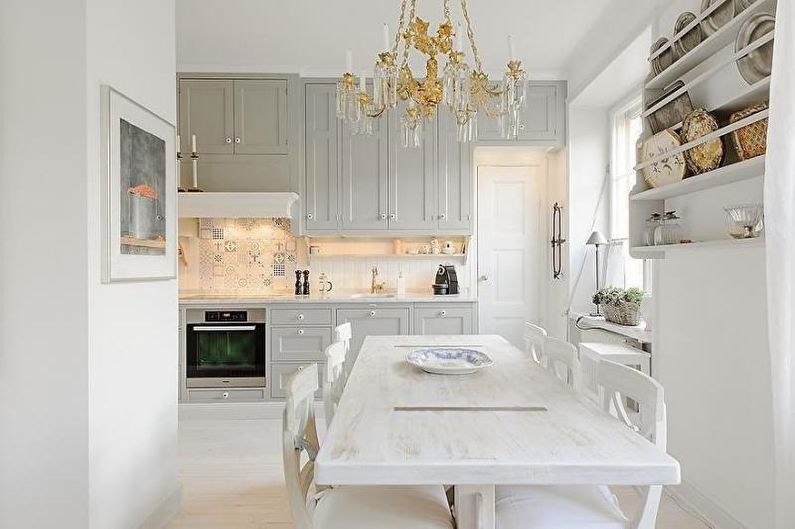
[100, 85, 177, 282]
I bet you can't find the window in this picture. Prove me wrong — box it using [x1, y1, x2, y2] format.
[609, 95, 650, 292]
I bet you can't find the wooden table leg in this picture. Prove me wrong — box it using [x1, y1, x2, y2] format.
[454, 485, 495, 529]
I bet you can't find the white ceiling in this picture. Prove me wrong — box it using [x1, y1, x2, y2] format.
[176, 0, 614, 77]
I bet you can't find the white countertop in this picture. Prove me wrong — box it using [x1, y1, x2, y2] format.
[178, 290, 478, 306]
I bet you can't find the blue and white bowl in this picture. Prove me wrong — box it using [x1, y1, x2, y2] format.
[406, 348, 494, 375]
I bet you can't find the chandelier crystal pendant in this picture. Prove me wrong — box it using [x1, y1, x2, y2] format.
[336, 0, 529, 147]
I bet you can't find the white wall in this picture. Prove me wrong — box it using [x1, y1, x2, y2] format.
[0, 1, 179, 528]
[0, 2, 90, 527]
[85, 0, 180, 528]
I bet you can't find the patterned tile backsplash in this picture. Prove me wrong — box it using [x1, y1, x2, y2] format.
[183, 218, 302, 294]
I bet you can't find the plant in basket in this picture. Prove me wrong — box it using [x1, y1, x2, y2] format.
[592, 287, 645, 326]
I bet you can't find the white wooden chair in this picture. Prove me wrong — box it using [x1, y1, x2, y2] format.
[578, 342, 651, 405]
[494, 360, 667, 529]
[543, 336, 578, 388]
[323, 341, 347, 426]
[283, 363, 455, 529]
[523, 322, 547, 364]
[335, 322, 353, 375]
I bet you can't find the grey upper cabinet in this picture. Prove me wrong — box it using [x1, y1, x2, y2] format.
[414, 305, 476, 335]
[234, 79, 288, 154]
[437, 112, 473, 233]
[177, 75, 297, 193]
[340, 117, 389, 231]
[389, 116, 437, 231]
[178, 80, 234, 154]
[336, 306, 411, 366]
[476, 81, 566, 148]
[304, 83, 340, 231]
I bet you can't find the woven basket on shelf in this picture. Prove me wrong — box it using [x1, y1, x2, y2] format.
[602, 302, 641, 326]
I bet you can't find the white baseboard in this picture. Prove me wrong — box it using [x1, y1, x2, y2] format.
[666, 481, 748, 529]
[179, 401, 325, 421]
[139, 484, 182, 529]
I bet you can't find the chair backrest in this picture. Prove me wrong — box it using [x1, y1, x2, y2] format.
[335, 322, 353, 374]
[544, 336, 578, 388]
[323, 341, 347, 425]
[597, 360, 667, 529]
[523, 322, 547, 364]
[283, 363, 320, 529]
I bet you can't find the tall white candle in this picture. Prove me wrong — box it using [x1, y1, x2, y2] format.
[507, 35, 515, 61]
[191, 134, 197, 153]
[456, 23, 463, 52]
[382, 24, 390, 51]
[359, 71, 366, 91]
[192, 159, 198, 188]
[177, 134, 181, 153]
[346, 50, 353, 73]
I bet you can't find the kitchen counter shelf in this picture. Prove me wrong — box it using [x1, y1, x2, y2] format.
[631, 237, 764, 254]
[646, 0, 774, 90]
[631, 156, 765, 201]
[308, 253, 466, 259]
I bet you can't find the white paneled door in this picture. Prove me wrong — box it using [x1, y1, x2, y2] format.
[477, 165, 544, 347]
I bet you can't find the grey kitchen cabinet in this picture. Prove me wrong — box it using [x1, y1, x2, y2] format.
[178, 80, 235, 154]
[270, 326, 332, 362]
[476, 81, 566, 148]
[177, 75, 296, 193]
[414, 304, 476, 335]
[336, 306, 411, 366]
[304, 83, 340, 231]
[437, 112, 473, 233]
[233, 79, 288, 154]
[271, 362, 324, 399]
[340, 116, 389, 231]
[187, 388, 267, 402]
[388, 116, 437, 231]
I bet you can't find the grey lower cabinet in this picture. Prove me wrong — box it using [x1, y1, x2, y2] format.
[476, 81, 566, 148]
[414, 305, 476, 335]
[271, 363, 324, 399]
[336, 306, 411, 366]
[177, 75, 296, 192]
[270, 326, 332, 362]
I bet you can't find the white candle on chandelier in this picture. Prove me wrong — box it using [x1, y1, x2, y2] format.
[456, 23, 463, 52]
[507, 34, 516, 62]
[177, 134, 181, 153]
[359, 71, 367, 91]
[382, 23, 390, 51]
[346, 50, 353, 73]
[191, 134, 197, 153]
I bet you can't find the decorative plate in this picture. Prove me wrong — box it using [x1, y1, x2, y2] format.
[700, 0, 735, 37]
[673, 12, 702, 59]
[681, 109, 724, 174]
[735, 12, 775, 84]
[650, 38, 674, 76]
[406, 348, 494, 375]
[640, 129, 687, 188]
[730, 103, 769, 160]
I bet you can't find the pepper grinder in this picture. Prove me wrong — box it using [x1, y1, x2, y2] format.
[294, 270, 303, 296]
[302, 270, 310, 296]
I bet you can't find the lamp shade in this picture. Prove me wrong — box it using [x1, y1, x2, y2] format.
[586, 230, 608, 245]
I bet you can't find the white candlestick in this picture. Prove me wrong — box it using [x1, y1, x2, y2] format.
[192, 159, 198, 188]
[191, 134, 197, 153]
[382, 24, 390, 51]
[507, 35, 515, 62]
[456, 23, 463, 52]
[177, 134, 181, 153]
[359, 71, 366, 91]
[346, 50, 353, 73]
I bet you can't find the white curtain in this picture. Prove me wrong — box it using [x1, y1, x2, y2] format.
[765, 1, 795, 528]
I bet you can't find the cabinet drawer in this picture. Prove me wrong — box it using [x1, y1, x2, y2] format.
[271, 326, 332, 361]
[271, 362, 324, 399]
[414, 305, 475, 335]
[187, 388, 266, 402]
[269, 308, 332, 326]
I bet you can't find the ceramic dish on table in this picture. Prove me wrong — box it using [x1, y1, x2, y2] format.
[735, 12, 775, 84]
[406, 348, 494, 375]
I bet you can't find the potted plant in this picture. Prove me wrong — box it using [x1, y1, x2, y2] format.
[592, 287, 645, 326]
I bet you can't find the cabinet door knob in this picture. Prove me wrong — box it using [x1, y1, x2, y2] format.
[222, 392, 229, 399]
[225, 137, 232, 143]
[380, 213, 387, 220]
[297, 314, 305, 320]
[389, 213, 396, 220]
[234, 137, 241, 144]
[439, 213, 447, 220]
[307, 213, 314, 220]
[439, 310, 447, 317]
[298, 329, 305, 335]
[369, 310, 376, 317]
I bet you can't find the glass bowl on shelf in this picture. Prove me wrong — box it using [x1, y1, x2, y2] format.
[724, 204, 764, 239]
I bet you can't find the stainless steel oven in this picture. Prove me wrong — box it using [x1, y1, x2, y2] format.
[185, 309, 266, 388]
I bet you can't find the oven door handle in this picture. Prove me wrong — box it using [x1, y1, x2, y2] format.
[192, 325, 257, 332]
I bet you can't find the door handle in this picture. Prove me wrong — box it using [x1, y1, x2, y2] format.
[225, 137, 232, 144]
[192, 325, 256, 331]
[380, 213, 387, 220]
[298, 329, 305, 335]
[234, 137, 241, 144]
[389, 213, 396, 220]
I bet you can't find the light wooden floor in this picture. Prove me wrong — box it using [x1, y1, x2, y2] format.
[167, 416, 713, 529]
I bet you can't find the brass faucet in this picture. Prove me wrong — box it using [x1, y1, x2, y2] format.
[371, 266, 385, 294]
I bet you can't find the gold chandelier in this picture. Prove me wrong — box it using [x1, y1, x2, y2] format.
[336, 0, 528, 147]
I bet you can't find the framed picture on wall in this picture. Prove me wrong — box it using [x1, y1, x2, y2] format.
[100, 84, 176, 282]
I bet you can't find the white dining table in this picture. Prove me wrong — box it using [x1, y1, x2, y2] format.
[314, 335, 681, 529]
